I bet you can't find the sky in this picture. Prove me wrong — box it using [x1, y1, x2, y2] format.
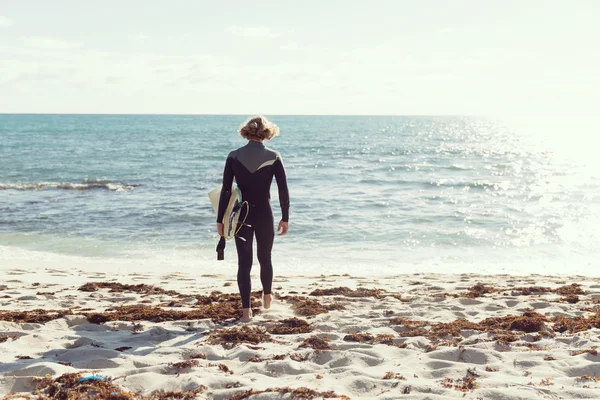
[0, 0, 598, 115]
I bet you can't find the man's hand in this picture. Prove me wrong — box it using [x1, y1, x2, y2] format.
[277, 220, 289, 236]
[217, 222, 224, 237]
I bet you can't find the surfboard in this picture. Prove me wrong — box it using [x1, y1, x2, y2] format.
[208, 185, 243, 240]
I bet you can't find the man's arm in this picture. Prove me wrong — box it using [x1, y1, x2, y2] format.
[216, 156, 234, 224]
[273, 158, 290, 222]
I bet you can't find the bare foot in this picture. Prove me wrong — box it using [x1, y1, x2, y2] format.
[263, 293, 273, 309]
[241, 308, 253, 322]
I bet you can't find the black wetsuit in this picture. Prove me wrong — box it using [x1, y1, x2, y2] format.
[217, 140, 290, 308]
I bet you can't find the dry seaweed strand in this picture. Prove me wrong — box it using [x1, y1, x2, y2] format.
[209, 326, 272, 346]
[267, 318, 314, 335]
[278, 296, 329, 316]
[27, 372, 208, 399]
[78, 282, 181, 297]
[299, 336, 332, 350]
[225, 387, 350, 400]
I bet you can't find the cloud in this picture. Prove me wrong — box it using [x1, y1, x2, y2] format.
[280, 43, 313, 52]
[0, 16, 12, 27]
[226, 25, 278, 38]
[130, 33, 148, 41]
[22, 37, 83, 50]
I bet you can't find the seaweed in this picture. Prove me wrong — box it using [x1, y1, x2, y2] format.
[226, 387, 350, 400]
[78, 282, 180, 297]
[299, 336, 332, 350]
[280, 296, 329, 317]
[267, 318, 314, 335]
[209, 326, 272, 346]
[29, 372, 207, 399]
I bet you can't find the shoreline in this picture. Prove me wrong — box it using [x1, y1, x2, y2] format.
[2, 244, 599, 279]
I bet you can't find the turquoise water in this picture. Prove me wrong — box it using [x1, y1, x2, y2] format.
[1, 114, 599, 274]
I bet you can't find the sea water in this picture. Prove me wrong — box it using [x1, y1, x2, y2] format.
[1, 114, 599, 276]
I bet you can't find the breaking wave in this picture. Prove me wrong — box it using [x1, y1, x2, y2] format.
[0, 180, 138, 192]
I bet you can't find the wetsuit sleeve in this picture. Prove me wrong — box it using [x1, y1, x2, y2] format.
[273, 158, 290, 222]
[217, 157, 234, 223]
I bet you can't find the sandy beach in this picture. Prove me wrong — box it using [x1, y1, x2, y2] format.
[1, 259, 600, 399]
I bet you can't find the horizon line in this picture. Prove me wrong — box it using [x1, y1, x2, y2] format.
[0, 112, 479, 117]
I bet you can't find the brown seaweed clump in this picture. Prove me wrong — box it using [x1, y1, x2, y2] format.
[209, 326, 272, 347]
[169, 359, 200, 373]
[279, 296, 329, 317]
[85, 302, 260, 324]
[309, 286, 384, 299]
[478, 311, 548, 333]
[341, 332, 403, 347]
[555, 284, 586, 296]
[512, 283, 585, 296]
[577, 375, 600, 382]
[463, 283, 498, 298]
[30, 373, 208, 399]
[441, 375, 478, 392]
[560, 295, 580, 304]
[226, 387, 350, 400]
[343, 333, 374, 343]
[267, 318, 314, 335]
[0, 309, 73, 324]
[325, 303, 347, 311]
[390, 311, 552, 341]
[571, 349, 598, 356]
[78, 282, 180, 297]
[553, 311, 600, 333]
[299, 336, 332, 351]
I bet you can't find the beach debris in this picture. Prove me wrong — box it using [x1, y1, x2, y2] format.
[0, 309, 73, 323]
[299, 336, 332, 350]
[343, 332, 374, 343]
[382, 372, 406, 380]
[325, 303, 346, 311]
[560, 294, 580, 303]
[29, 372, 207, 399]
[463, 283, 497, 298]
[218, 363, 233, 374]
[170, 359, 200, 374]
[225, 387, 350, 400]
[309, 286, 384, 298]
[209, 326, 272, 347]
[77, 375, 105, 384]
[571, 349, 598, 356]
[441, 372, 479, 392]
[577, 375, 600, 382]
[390, 311, 553, 341]
[289, 352, 310, 362]
[342, 332, 405, 347]
[267, 318, 314, 335]
[279, 296, 329, 316]
[85, 301, 260, 324]
[78, 282, 180, 297]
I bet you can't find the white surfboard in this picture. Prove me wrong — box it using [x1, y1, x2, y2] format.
[208, 185, 243, 240]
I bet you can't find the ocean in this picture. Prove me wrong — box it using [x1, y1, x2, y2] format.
[1, 114, 599, 276]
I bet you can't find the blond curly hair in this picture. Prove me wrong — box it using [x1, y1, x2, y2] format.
[239, 116, 280, 141]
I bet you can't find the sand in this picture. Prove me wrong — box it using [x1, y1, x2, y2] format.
[2, 261, 600, 399]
